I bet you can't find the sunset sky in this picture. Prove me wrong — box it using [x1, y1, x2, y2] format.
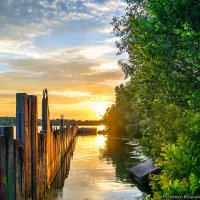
[0, 0, 127, 120]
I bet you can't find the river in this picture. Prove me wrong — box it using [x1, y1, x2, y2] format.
[46, 127, 147, 200]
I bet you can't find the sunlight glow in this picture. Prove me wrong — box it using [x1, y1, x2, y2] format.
[93, 63, 119, 72]
[98, 125, 105, 131]
[50, 91, 91, 97]
[96, 102, 107, 119]
[96, 135, 106, 148]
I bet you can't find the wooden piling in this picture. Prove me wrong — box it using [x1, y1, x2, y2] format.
[16, 93, 31, 199]
[14, 139, 22, 200]
[5, 127, 15, 200]
[29, 95, 38, 200]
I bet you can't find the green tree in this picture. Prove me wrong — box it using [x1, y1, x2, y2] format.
[103, 84, 140, 138]
[104, 0, 200, 198]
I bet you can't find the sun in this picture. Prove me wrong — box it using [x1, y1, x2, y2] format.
[96, 102, 107, 119]
[85, 101, 112, 120]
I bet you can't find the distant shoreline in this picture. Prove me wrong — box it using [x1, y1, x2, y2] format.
[0, 116, 103, 126]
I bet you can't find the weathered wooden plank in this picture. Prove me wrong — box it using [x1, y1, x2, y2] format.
[16, 93, 29, 199]
[0, 134, 7, 200]
[5, 127, 15, 200]
[16, 93, 28, 146]
[14, 139, 22, 200]
[29, 95, 38, 200]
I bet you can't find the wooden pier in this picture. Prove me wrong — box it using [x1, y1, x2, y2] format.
[0, 89, 77, 200]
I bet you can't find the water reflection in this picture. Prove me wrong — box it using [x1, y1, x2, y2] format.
[47, 141, 75, 199]
[96, 135, 107, 148]
[99, 138, 150, 194]
[100, 138, 145, 184]
[47, 135, 145, 200]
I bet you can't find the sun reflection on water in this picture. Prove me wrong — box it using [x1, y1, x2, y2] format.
[96, 134, 107, 148]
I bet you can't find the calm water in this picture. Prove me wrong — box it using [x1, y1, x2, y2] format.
[46, 134, 146, 200]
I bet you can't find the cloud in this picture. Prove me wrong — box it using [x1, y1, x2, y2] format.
[0, 0, 125, 58]
[0, 0, 93, 53]
[0, 0, 126, 119]
[84, 0, 126, 15]
[45, 45, 116, 60]
[95, 25, 113, 33]
[93, 62, 119, 71]
[0, 40, 36, 56]
[104, 37, 120, 44]
[50, 91, 91, 98]
[2, 44, 118, 75]
[0, 0, 124, 41]
[0, 43, 122, 102]
[85, 70, 122, 83]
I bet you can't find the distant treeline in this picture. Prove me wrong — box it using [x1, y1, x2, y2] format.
[0, 117, 102, 126]
[49, 119, 102, 126]
[0, 117, 16, 126]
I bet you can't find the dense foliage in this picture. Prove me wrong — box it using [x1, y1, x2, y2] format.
[103, 0, 200, 198]
[103, 84, 140, 138]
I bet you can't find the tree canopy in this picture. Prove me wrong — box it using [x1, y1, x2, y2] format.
[104, 0, 200, 198]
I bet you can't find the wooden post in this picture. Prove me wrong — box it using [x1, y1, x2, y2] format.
[14, 139, 22, 200]
[29, 95, 38, 200]
[0, 129, 6, 200]
[60, 115, 64, 130]
[5, 127, 15, 200]
[42, 89, 51, 187]
[42, 89, 48, 131]
[16, 93, 28, 146]
[16, 93, 31, 199]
